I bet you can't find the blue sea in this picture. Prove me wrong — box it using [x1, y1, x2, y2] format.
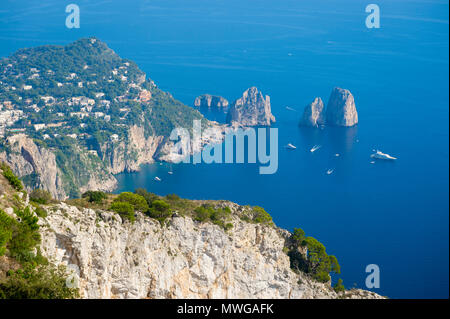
[0, 0, 448, 298]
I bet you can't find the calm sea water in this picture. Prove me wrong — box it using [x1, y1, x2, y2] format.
[1, 0, 448, 298]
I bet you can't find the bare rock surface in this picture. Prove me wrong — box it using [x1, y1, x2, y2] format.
[299, 88, 358, 128]
[227, 87, 275, 126]
[299, 97, 325, 127]
[39, 202, 384, 299]
[194, 94, 229, 108]
[325, 87, 358, 126]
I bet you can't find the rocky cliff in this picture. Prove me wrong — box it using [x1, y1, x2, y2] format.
[299, 97, 325, 127]
[101, 125, 165, 174]
[0, 170, 384, 300]
[0, 134, 117, 199]
[194, 94, 229, 108]
[325, 87, 358, 127]
[299, 88, 358, 127]
[227, 87, 275, 126]
[37, 201, 382, 299]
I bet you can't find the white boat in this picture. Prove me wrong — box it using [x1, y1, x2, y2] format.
[286, 143, 297, 150]
[370, 150, 397, 160]
[168, 171, 173, 175]
[370, 161, 375, 164]
[310, 145, 321, 152]
[335, 153, 340, 157]
[326, 169, 334, 175]
[285, 106, 296, 111]
[154, 176, 162, 182]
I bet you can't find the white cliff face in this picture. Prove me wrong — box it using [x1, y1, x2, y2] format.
[102, 125, 165, 174]
[38, 202, 383, 299]
[227, 87, 275, 126]
[1, 125, 168, 199]
[325, 87, 358, 127]
[0, 134, 67, 199]
[0, 134, 116, 200]
[299, 97, 325, 127]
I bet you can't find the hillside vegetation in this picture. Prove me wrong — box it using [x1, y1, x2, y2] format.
[0, 38, 206, 198]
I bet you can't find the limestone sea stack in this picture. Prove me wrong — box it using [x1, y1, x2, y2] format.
[299, 97, 325, 127]
[194, 94, 229, 108]
[226, 87, 276, 126]
[325, 87, 358, 126]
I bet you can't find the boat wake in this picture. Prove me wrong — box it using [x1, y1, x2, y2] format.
[286, 143, 297, 150]
[310, 145, 321, 153]
[370, 150, 397, 160]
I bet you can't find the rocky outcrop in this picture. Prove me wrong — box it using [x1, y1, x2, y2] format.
[325, 87, 358, 127]
[101, 125, 165, 174]
[299, 88, 358, 128]
[38, 202, 383, 299]
[194, 94, 229, 108]
[0, 134, 67, 199]
[299, 97, 325, 127]
[0, 121, 223, 200]
[226, 87, 275, 126]
[0, 134, 117, 199]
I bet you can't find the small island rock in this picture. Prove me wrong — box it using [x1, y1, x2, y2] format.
[226, 87, 275, 126]
[194, 94, 229, 108]
[299, 97, 325, 127]
[325, 87, 358, 126]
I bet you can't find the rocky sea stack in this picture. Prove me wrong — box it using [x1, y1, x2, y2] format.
[194, 94, 229, 108]
[299, 87, 358, 127]
[226, 87, 275, 126]
[299, 97, 325, 127]
[325, 87, 358, 127]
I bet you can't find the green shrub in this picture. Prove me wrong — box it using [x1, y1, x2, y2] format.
[292, 228, 306, 246]
[109, 201, 135, 222]
[165, 194, 180, 201]
[313, 271, 331, 283]
[0, 204, 79, 299]
[134, 188, 158, 206]
[194, 205, 213, 222]
[114, 192, 149, 212]
[252, 206, 272, 224]
[33, 205, 48, 218]
[0, 207, 41, 263]
[328, 255, 340, 274]
[1, 163, 23, 191]
[9, 207, 41, 262]
[333, 278, 345, 293]
[0, 264, 79, 299]
[147, 200, 171, 223]
[82, 190, 107, 204]
[210, 207, 230, 222]
[287, 230, 341, 284]
[0, 210, 13, 256]
[193, 205, 232, 231]
[30, 189, 52, 204]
